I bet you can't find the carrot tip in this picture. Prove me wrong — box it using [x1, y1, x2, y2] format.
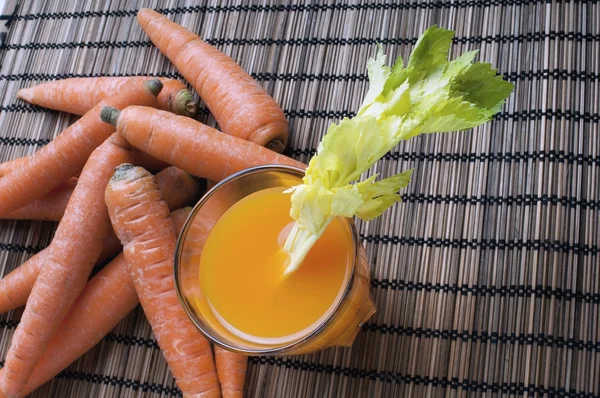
[16, 88, 33, 103]
[266, 139, 286, 153]
[145, 79, 164, 97]
[100, 107, 120, 127]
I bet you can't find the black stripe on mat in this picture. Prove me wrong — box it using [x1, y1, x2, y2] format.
[102, 326, 600, 352]
[0, 356, 594, 397]
[0, 361, 181, 396]
[10, 0, 598, 22]
[1, 68, 599, 83]
[3, 31, 600, 51]
[361, 324, 600, 351]
[249, 357, 597, 396]
[0, 136, 50, 146]
[56, 370, 180, 396]
[0, 243, 44, 254]
[0, 319, 18, 329]
[2, 104, 600, 124]
[360, 236, 599, 256]
[2, 237, 597, 256]
[400, 194, 600, 209]
[372, 279, 600, 304]
[2, 138, 596, 168]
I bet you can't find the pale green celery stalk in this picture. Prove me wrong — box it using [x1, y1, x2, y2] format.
[283, 26, 514, 274]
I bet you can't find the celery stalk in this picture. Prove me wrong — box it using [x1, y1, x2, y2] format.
[283, 26, 514, 273]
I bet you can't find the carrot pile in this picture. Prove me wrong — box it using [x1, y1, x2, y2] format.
[0, 7, 300, 397]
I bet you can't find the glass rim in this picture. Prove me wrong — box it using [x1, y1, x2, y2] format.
[174, 164, 360, 355]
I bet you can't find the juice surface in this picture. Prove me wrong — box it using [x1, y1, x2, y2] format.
[199, 187, 353, 343]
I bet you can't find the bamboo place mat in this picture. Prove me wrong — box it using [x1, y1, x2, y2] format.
[0, 1, 599, 397]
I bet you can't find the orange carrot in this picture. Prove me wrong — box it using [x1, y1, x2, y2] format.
[105, 164, 220, 397]
[18, 77, 196, 118]
[1, 150, 169, 177]
[155, 166, 204, 210]
[170, 206, 193, 232]
[102, 106, 304, 182]
[134, 149, 171, 173]
[214, 346, 248, 398]
[2, 166, 199, 222]
[2, 178, 77, 221]
[0, 208, 193, 397]
[0, 167, 200, 313]
[0, 133, 134, 396]
[0, 79, 161, 217]
[0, 232, 121, 315]
[137, 8, 289, 152]
[0, 157, 29, 178]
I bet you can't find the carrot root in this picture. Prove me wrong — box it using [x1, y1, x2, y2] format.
[0, 208, 193, 397]
[17, 77, 196, 117]
[0, 134, 134, 396]
[215, 346, 247, 398]
[0, 79, 161, 217]
[105, 164, 220, 397]
[101, 106, 304, 182]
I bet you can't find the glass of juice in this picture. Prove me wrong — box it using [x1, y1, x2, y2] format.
[174, 165, 375, 355]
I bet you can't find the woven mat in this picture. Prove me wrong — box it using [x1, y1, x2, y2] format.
[1, 1, 599, 397]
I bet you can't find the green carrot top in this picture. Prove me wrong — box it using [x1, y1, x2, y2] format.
[283, 26, 515, 274]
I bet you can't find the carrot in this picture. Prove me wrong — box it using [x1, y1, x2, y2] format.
[0, 133, 134, 396]
[137, 8, 289, 152]
[155, 166, 204, 211]
[170, 206, 193, 232]
[2, 178, 77, 221]
[0, 79, 161, 217]
[0, 167, 200, 313]
[0, 157, 29, 177]
[1, 150, 168, 177]
[2, 166, 200, 222]
[0, 231, 121, 315]
[101, 106, 304, 182]
[214, 346, 247, 398]
[105, 164, 220, 397]
[134, 149, 171, 173]
[0, 208, 193, 398]
[17, 77, 197, 118]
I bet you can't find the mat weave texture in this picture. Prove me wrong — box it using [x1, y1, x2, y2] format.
[0, 1, 599, 397]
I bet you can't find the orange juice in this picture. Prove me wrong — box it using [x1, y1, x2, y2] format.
[198, 187, 353, 344]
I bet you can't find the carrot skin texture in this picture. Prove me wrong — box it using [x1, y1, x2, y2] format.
[0, 157, 30, 178]
[0, 232, 121, 315]
[2, 166, 198, 222]
[137, 8, 289, 151]
[105, 165, 220, 397]
[0, 167, 199, 313]
[0, 134, 134, 396]
[17, 77, 196, 117]
[109, 106, 304, 182]
[155, 167, 204, 210]
[0, 208, 193, 397]
[214, 346, 248, 398]
[0, 79, 161, 217]
[2, 178, 78, 221]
